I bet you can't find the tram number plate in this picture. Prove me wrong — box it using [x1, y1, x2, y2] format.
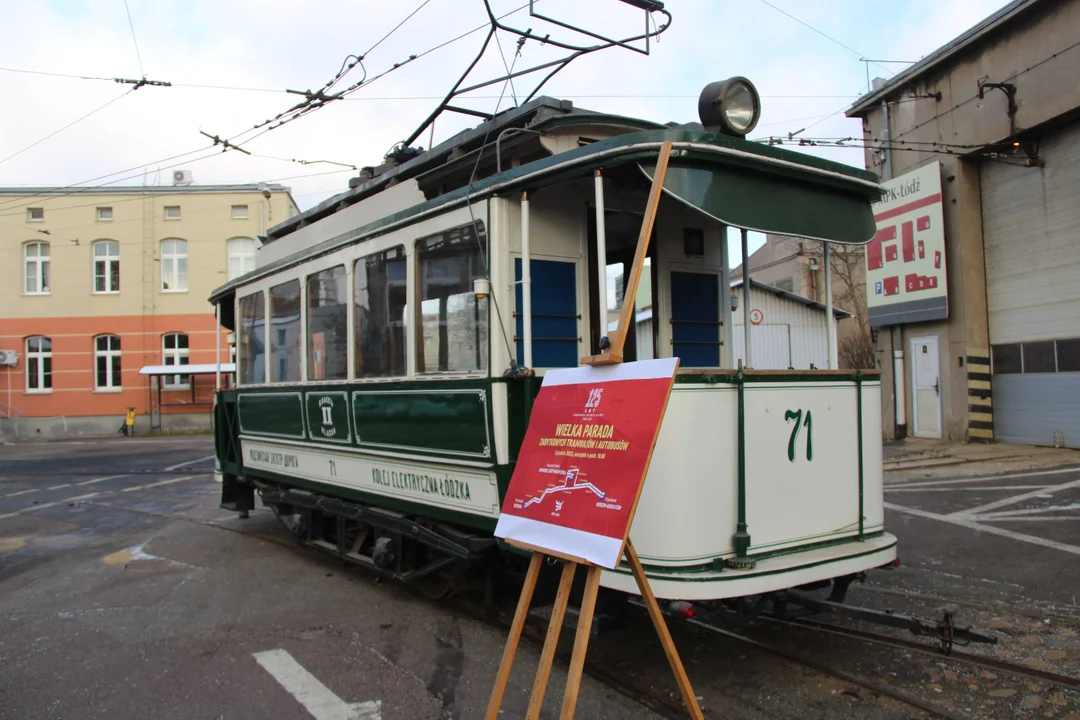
[785, 409, 813, 463]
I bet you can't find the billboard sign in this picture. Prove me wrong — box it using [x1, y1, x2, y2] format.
[493, 357, 678, 568]
[866, 161, 948, 326]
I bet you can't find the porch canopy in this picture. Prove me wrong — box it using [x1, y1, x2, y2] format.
[138, 364, 236, 375]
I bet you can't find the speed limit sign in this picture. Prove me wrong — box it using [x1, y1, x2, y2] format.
[750, 308, 764, 325]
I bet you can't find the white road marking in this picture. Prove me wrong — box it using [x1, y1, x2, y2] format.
[885, 502, 1080, 556]
[885, 485, 1041, 493]
[253, 649, 382, 720]
[976, 517, 1079, 522]
[1, 488, 40, 498]
[75, 473, 131, 487]
[885, 465, 1080, 489]
[0, 501, 61, 521]
[46, 483, 72, 490]
[120, 475, 202, 492]
[165, 455, 215, 471]
[951, 478, 1080, 517]
[974, 502, 1080, 519]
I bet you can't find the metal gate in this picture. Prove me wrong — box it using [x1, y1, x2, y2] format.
[981, 119, 1080, 447]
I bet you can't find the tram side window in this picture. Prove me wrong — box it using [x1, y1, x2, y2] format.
[354, 246, 407, 378]
[307, 265, 348, 381]
[416, 223, 488, 374]
[238, 291, 265, 384]
[270, 280, 302, 382]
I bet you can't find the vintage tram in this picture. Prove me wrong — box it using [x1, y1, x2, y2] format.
[210, 76, 896, 604]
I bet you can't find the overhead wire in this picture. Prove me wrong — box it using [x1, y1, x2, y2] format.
[122, 0, 146, 78]
[0, 88, 136, 167]
[754, 0, 894, 76]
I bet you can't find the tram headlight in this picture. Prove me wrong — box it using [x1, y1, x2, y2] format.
[698, 77, 762, 137]
[473, 277, 490, 300]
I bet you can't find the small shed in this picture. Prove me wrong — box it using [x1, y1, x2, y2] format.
[730, 279, 851, 370]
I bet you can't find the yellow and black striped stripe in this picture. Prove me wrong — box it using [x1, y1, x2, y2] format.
[967, 351, 993, 441]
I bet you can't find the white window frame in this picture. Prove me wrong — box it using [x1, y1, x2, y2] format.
[93, 240, 120, 294]
[162, 333, 190, 389]
[231, 204, 249, 219]
[24, 241, 51, 295]
[94, 335, 122, 391]
[96, 207, 113, 221]
[27, 207, 44, 222]
[160, 239, 188, 292]
[164, 206, 181, 220]
[25, 336, 52, 393]
[227, 237, 256, 280]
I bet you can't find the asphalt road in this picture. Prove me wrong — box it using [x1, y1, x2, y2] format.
[2, 436, 1078, 720]
[0, 436, 655, 720]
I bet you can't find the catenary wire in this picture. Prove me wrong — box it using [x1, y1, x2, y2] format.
[755, 0, 894, 76]
[123, 0, 146, 78]
[0, 88, 136, 167]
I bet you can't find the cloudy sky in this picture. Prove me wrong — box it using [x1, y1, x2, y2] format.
[0, 0, 1011, 220]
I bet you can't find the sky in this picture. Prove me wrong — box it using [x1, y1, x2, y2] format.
[0, 0, 1012, 249]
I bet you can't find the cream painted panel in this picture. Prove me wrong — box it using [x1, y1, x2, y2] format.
[627, 386, 739, 564]
[744, 383, 862, 552]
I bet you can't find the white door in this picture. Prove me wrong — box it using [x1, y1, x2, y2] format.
[911, 336, 941, 438]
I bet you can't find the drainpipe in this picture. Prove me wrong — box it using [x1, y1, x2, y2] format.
[215, 303, 222, 392]
[741, 228, 752, 368]
[594, 170, 608, 347]
[521, 191, 532, 369]
[881, 99, 906, 436]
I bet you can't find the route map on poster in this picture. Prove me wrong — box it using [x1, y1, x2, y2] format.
[494, 357, 679, 569]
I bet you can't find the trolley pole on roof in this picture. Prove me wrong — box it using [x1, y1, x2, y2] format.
[741, 228, 752, 368]
[824, 242, 837, 369]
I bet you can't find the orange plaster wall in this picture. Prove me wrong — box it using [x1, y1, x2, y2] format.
[0, 313, 230, 419]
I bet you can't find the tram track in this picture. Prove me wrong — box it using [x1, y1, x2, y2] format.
[761, 614, 1080, 692]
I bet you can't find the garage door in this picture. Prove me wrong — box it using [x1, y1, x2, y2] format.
[981, 119, 1080, 447]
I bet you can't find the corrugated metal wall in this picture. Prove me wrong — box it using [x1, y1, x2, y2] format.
[730, 284, 839, 370]
[981, 119, 1080, 447]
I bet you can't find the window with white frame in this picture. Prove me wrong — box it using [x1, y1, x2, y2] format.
[162, 333, 190, 388]
[227, 237, 256, 280]
[96, 207, 113, 221]
[27, 207, 44, 221]
[93, 240, 120, 293]
[231, 205, 249, 219]
[164, 206, 181, 220]
[160, 239, 188, 291]
[94, 335, 122, 390]
[24, 241, 50, 294]
[26, 336, 52, 392]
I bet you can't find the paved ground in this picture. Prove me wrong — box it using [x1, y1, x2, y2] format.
[0, 437, 654, 720]
[2, 436, 1078, 720]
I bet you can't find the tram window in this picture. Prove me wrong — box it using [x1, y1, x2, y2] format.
[354, 246, 407, 378]
[307, 266, 348, 381]
[238, 291, 265, 384]
[416, 223, 488, 374]
[270, 280, 301, 382]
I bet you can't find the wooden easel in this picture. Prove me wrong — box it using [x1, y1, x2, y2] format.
[484, 539, 703, 720]
[486, 140, 702, 719]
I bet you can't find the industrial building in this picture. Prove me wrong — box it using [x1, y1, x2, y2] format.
[846, 0, 1080, 447]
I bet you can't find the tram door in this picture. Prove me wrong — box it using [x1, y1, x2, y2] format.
[586, 209, 658, 360]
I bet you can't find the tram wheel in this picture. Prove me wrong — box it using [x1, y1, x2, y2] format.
[414, 571, 455, 601]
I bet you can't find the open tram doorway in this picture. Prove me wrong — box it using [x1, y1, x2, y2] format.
[586, 208, 659, 361]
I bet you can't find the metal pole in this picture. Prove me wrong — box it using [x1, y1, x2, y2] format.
[741, 228, 752, 368]
[215, 302, 222, 391]
[824, 242, 837, 369]
[882, 99, 906, 434]
[594, 170, 608, 346]
[521, 191, 533, 368]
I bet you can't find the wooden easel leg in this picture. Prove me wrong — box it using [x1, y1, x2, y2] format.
[525, 560, 577, 720]
[558, 565, 601, 720]
[485, 552, 543, 720]
[626, 540, 704, 720]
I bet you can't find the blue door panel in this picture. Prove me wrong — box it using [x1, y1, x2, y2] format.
[670, 271, 720, 367]
[515, 259, 578, 368]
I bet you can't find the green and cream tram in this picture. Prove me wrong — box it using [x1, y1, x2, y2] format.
[210, 77, 896, 602]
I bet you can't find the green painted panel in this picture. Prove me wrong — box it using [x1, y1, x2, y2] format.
[237, 391, 304, 438]
[304, 391, 352, 444]
[353, 388, 490, 458]
[643, 162, 878, 245]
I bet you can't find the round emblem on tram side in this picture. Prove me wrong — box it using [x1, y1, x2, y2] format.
[750, 309, 764, 325]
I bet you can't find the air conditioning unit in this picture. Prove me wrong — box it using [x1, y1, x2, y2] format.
[0, 350, 18, 366]
[173, 170, 193, 186]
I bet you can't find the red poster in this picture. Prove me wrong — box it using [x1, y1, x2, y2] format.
[493, 358, 678, 569]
